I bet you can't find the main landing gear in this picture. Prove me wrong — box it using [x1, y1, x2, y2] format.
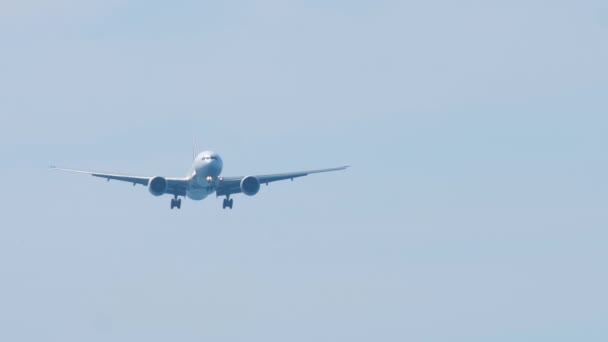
[222, 197, 234, 209]
[170, 196, 182, 210]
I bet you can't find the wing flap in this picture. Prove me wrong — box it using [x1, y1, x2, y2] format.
[91, 173, 149, 185]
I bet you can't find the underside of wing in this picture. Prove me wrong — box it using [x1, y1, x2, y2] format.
[51, 167, 188, 197]
[216, 166, 349, 197]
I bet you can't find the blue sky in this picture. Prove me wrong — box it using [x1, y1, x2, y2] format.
[1, 1, 607, 341]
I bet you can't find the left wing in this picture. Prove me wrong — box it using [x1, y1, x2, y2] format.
[50, 167, 189, 196]
[216, 166, 349, 197]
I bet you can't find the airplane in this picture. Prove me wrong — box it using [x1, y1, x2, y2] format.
[51, 150, 348, 209]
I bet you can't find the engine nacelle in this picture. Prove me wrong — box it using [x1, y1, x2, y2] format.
[240, 176, 260, 196]
[148, 176, 168, 196]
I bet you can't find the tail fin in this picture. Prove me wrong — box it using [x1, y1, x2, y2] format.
[192, 136, 196, 160]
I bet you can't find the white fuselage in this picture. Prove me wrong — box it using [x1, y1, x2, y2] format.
[186, 151, 223, 200]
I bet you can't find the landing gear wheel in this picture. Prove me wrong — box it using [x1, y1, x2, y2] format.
[171, 198, 182, 210]
[223, 198, 234, 209]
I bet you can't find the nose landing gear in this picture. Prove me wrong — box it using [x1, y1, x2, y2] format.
[222, 197, 234, 209]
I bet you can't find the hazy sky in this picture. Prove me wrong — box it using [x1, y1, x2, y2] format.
[1, 1, 607, 341]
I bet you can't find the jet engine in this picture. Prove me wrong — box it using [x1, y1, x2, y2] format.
[148, 176, 168, 196]
[240, 176, 261, 196]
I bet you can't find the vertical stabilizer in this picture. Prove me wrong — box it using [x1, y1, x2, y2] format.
[192, 136, 196, 160]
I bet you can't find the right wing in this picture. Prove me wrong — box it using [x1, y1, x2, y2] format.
[50, 166, 189, 196]
[216, 166, 349, 197]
